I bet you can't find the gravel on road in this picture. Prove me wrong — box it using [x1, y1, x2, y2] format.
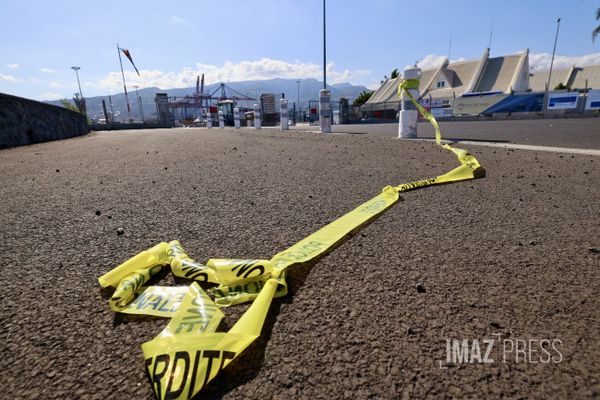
[1, 127, 598, 399]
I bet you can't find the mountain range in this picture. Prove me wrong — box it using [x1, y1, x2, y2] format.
[46, 78, 370, 122]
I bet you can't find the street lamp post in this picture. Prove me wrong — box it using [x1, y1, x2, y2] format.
[323, 0, 327, 90]
[71, 66, 83, 99]
[296, 80, 301, 122]
[319, 0, 331, 133]
[133, 85, 144, 123]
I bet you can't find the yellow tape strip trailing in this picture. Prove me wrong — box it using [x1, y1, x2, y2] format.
[98, 77, 485, 399]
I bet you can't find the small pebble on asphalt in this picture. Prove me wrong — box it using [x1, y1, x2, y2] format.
[116, 228, 125, 236]
[490, 322, 504, 329]
[95, 210, 101, 216]
[416, 283, 426, 293]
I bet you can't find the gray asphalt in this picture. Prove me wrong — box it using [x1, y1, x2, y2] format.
[292, 117, 600, 149]
[1, 125, 599, 399]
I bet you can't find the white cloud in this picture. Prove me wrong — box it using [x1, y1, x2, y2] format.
[41, 92, 62, 100]
[49, 81, 62, 88]
[41, 68, 56, 73]
[366, 80, 381, 90]
[0, 73, 20, 82]
[529, 52, 600, 71]
[414, 54, 466, 70]
[416, 54, 447, 69]
[97, 58, 372, 91]
[6, 63, 19, 69]
[169, 15, 195, 30]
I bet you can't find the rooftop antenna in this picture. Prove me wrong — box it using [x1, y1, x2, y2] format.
[488, 20, 494, 52]
[448, 32, 452, 61]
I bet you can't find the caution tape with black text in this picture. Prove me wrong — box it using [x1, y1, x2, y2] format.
[98, 78, 485, 399]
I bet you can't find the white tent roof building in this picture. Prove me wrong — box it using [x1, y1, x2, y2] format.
[529, 64, 600, 92]
[364, 48, 530, 110]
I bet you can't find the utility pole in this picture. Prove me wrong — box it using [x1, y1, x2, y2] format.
[545, 17, 561, 110]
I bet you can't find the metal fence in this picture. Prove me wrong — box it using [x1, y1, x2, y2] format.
[358, 101, 400, 120]
[304, 100, 363, 124]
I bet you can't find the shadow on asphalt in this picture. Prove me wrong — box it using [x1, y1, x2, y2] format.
[424, 136, 511, 144]
[449, 137, 511, 143]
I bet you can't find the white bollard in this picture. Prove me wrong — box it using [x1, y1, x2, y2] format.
[280, 98, 289, 131]
[319, 89, 331, 133]
[253, 103, 262, 129]
[218, 110, 224, 129]
[398, 65, 421, 139]
[206, 112, 212, 129]
[233, 107, 241, 129]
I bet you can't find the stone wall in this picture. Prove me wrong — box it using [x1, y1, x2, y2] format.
[0, 93, 89, 149]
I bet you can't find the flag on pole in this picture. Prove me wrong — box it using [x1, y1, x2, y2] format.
[119, 47, 140, 76]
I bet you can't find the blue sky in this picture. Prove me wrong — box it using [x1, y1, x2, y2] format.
[1, 0, 599, 100]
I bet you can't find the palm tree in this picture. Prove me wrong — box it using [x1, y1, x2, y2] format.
[593, 7, 600, 42]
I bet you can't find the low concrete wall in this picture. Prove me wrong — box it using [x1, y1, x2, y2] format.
[89, 122, 163, 131]
[0, 93, 89, 149]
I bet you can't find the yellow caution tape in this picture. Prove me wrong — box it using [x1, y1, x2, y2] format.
[168, 240, 219, 283]
[99, 242, 169, 288]
[141, 280, 279, 399]
[114, 286, 189, 317]
[109, 265, 164, 310]
[99, 76, 485, 399]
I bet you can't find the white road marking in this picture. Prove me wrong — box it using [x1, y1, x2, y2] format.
[410, 139, 600, 156]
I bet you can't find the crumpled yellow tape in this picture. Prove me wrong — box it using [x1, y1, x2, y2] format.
[99, 77, 485, 399]
[113, 286, 188, 317]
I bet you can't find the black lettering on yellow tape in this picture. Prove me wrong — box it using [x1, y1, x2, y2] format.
[229, 260, 266, 279]
[145, 349, 237, 400]
[100, 78, 487, 398]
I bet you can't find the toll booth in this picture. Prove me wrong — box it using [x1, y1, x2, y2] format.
[217, 100, 235, 126]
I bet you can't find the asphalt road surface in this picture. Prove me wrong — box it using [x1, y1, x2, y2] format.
[293, 117, 600, 149]
[1, 124, 599, 399]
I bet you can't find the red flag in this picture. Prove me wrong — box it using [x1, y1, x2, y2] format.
[120, 48, 140, 76]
